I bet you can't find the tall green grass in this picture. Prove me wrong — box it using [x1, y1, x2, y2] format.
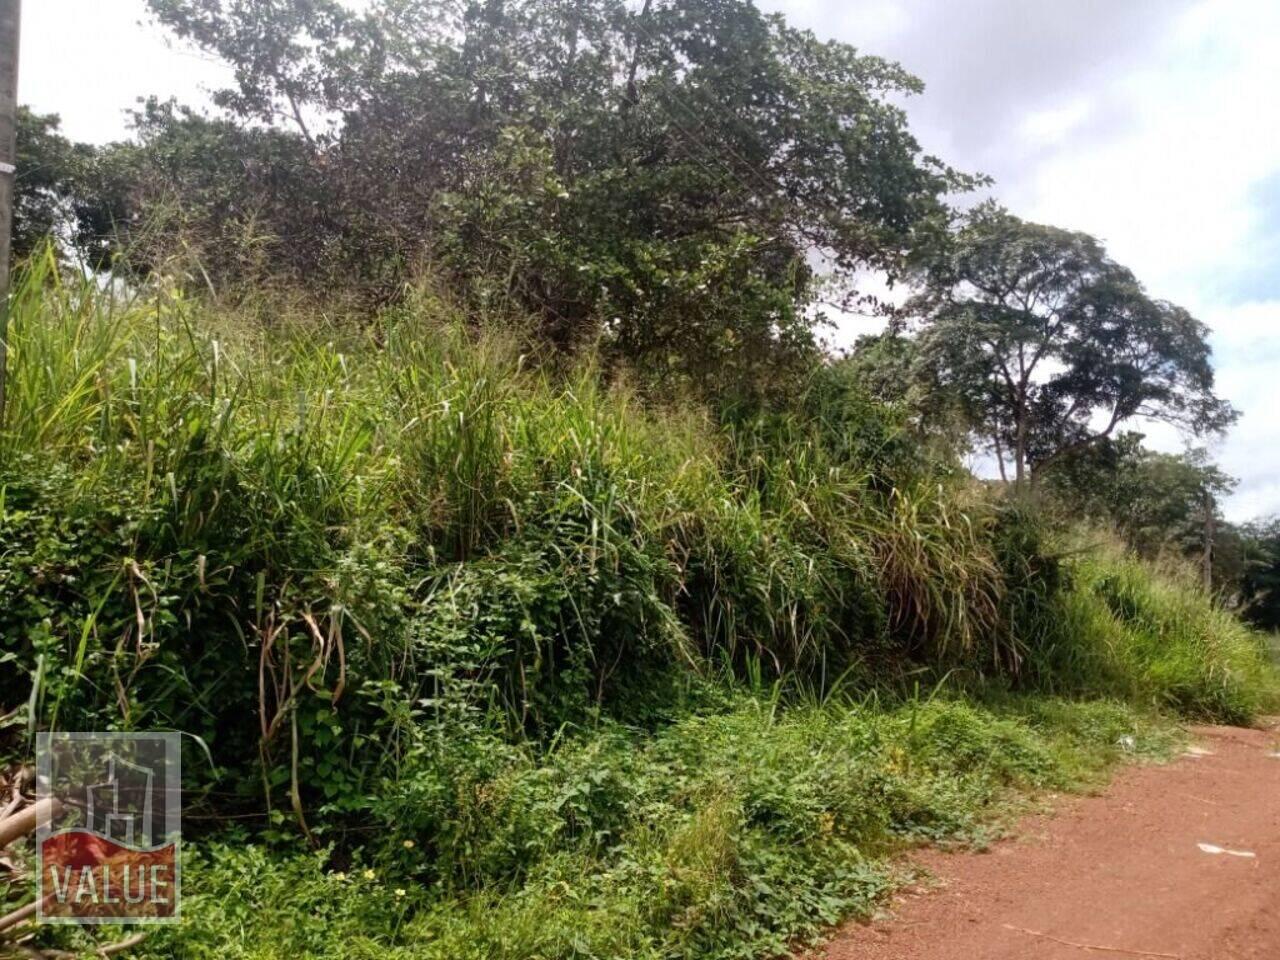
[0, 252, 1273, 813]
[0, 258, 1022, 755]
[3, 254, 1277, 960]
[1024, 532, 1279, 724]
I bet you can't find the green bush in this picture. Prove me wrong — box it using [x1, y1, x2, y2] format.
[1, 263, 1273, 803]
[3, 259, 1274, 960]
[124, 694, 1176, 960]
[1024, 533, 1279, 723]
[0, 262, 1042, 799]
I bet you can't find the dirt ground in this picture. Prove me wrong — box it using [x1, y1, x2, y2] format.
[820, 723, 1280, 960]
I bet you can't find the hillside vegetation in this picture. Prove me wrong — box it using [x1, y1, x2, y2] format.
[4, 2, 1279, 955]
[0, 258, 1273, 958]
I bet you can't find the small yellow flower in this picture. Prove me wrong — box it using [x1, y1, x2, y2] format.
[362, 869, 376, 880]
[333, 872, 347, 882]
[403, 839, 416, 850]
[394, 888, 407, 898]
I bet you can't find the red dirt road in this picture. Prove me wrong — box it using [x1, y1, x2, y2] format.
[822, 724, 1280, 960]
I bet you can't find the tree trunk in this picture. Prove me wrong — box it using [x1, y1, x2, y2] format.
[0, 0, 21, 428]
[1202, 490, 1215, 593]
[1014, 412, 1027, 487]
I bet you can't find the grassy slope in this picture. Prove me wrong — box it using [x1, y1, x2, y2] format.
[0, 262, 1273, 959]
[136, 695, 1179, 960]
[1042, 537, 1279, 724]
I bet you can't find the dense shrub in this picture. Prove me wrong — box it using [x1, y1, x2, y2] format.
[0, 265, 1003, 780]
[114, 694, 1177, 960]
[1017, 532, 1277, 722]
[0, 260, 1273, 831]
[1, 259, 1275, 960]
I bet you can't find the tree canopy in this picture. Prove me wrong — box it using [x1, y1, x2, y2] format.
[1239, 518, 1280, 631]
[104, 0, 975, 400]
[908, 204, 1237, 484]
[11, 108, 97, 262]
[1047, 432, 1233, 551]
[5, 2, 1259, 576]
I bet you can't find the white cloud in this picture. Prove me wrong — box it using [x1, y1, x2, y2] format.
[1008, 0, 1280, 307]
[20, 0, 227, 143]
[1017, 97, 1095, 149]
[1199, 300, 1280, 520]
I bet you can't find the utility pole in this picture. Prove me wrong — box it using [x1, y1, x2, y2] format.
[0, 0, 19, 428]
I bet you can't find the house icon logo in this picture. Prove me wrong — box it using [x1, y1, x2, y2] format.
[36, 733, 181, 924]
[86, 753, 156, 848]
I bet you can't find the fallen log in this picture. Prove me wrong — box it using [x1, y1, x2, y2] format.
[0, 799, 62, 852]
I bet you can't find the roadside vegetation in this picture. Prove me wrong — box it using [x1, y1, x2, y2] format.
[0, 258, 1272, 958]
[146, 697, 1180, 960]
[3, 1, 1279, 957]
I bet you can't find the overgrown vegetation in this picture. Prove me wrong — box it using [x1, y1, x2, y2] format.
[0, 256, 1273, 957]
[4, 1, 1279, 956]
[1021, 533, 1277, 723]
[125, 696, 1178, 960]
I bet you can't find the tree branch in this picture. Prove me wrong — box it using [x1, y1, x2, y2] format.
[1034, 403, 1125, 478]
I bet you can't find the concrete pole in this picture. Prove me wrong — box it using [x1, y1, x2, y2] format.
[0, 0, 20, 427]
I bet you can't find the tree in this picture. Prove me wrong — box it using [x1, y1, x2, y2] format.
[133, 0, 973, 399]
[11, 108, 96, 261]
[909, 204, 1237, 485]
[144, 0, 351, 148]
[831, 326, 971, 464]
[82, 99, 330, 283]
[1239, 518, 1280, 631]
[1046, 433, 1235, 571]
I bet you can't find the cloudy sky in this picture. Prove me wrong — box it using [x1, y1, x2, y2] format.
[20, 0, 1280, 519]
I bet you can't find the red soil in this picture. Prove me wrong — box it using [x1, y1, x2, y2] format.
[820, 723, 1280, 960]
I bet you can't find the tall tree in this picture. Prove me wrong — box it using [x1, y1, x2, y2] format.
[134, 0, 973, 399]
[1047, 432, 1235, 560]
[909, 204, 1236, 485]
[1240, 518, 1280, 631]
[10, 108, 95, 261]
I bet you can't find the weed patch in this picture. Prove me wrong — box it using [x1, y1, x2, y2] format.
[123, 695, 1176, 960]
